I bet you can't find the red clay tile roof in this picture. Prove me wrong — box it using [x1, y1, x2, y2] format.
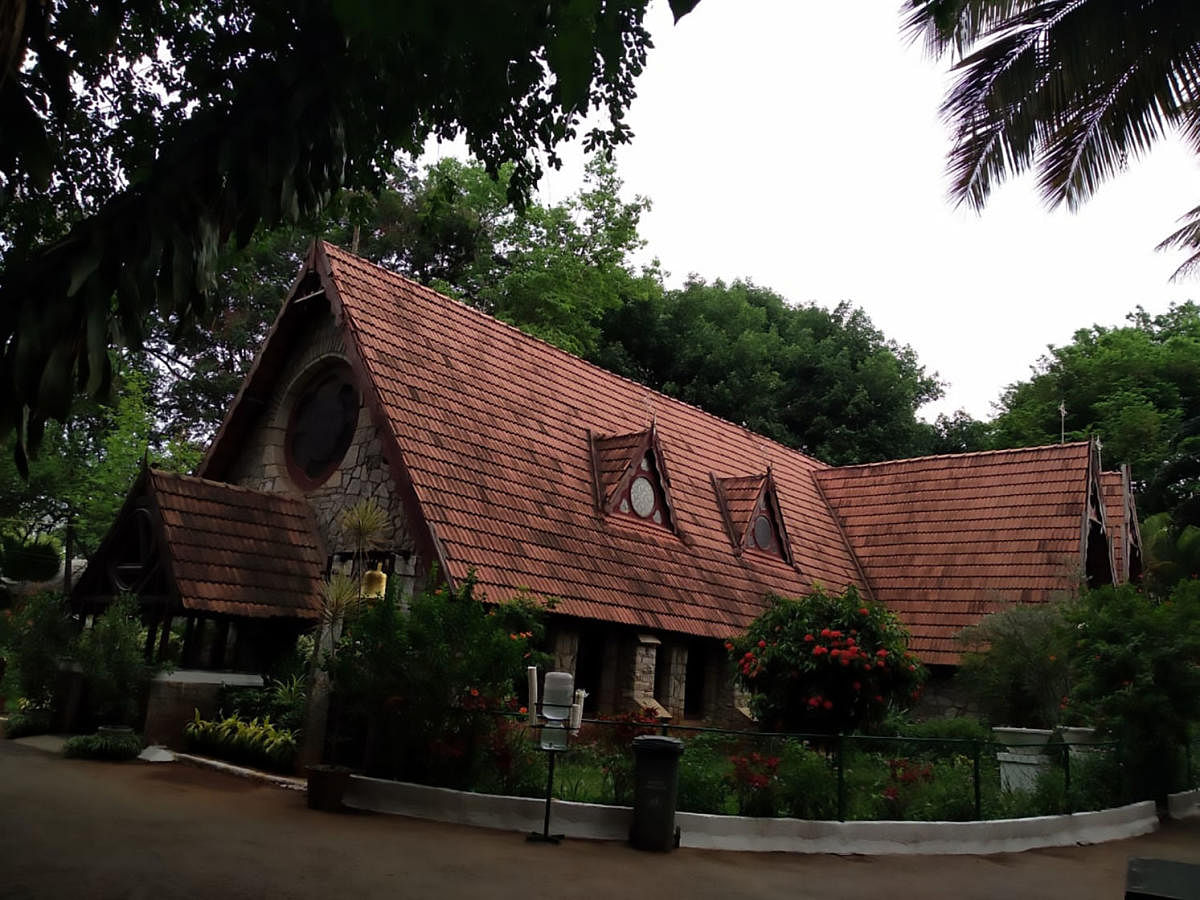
[150, 470, 325, 619]
[1101, 470, 1127, 583]
[815, 443, 1094, 665]
[318, 243, 864, 638]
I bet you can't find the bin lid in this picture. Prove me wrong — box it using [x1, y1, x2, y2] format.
[632, 735, 684, 755]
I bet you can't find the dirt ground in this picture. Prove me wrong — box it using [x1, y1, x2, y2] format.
[1, 738, 1199, 900]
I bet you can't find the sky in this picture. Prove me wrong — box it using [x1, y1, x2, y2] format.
[485, 0, 1200, 424]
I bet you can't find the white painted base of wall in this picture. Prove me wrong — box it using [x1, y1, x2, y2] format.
[342, 775, 1158, 855]
[152, 669, 264, 687]
[1168, 788, 1200, 820]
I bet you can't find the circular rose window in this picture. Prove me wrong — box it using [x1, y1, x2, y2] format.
[753, 514, 774, 549]
[286, 364, 359, 489]
[630, 476, 656, 517]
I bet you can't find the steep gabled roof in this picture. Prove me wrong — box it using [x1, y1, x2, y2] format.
[76, 469, 325, 620]
[312, 242, 862, 638]
[815, 443, 1096, 665]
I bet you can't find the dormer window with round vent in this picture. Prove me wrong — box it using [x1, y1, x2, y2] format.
[590, 427, 677, 532]
[714, 469, 794, 565]
[618, 453, 669, 525]
[286, 363, 359, 489]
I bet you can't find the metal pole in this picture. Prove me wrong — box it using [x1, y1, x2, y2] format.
[973, 740, 982, 820]
[1062, 743, 1072, 813]
[527, 748, 563, 844]
[836, 734, 846, 822]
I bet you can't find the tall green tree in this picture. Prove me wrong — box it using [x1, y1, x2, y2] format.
[991, 302, 1200, 499]
[905, 1, 1200, 275]
[599, 278, 944, 464]
[0, 0, 700, 468]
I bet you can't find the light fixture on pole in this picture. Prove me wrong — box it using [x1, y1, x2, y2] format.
[527, 670, 586, 844]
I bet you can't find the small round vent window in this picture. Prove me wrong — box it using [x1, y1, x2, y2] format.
[753, 515, 774, 549]
[286, 364, 359, 489]
[630, 476, 656, 517]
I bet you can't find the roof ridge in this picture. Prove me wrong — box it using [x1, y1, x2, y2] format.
[319, 241, 833, 472]
[148, 467, 308, 505]
[817, 440, 1092, 473]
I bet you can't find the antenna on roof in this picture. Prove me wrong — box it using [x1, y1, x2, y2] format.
[1058, 400, 1067, 444]
[643, 394, 656, 429]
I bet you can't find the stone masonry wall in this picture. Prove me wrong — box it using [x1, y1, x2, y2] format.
[226, 309, 415, 567]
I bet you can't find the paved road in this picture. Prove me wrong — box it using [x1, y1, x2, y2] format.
[2, 738, 1199, 900]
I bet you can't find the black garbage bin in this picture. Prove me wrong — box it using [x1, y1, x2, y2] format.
[630, 735, 684, 851]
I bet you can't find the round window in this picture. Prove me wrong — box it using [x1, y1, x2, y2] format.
[753, 515, 774, 549]
[630, 476, 656, 517]
[286, 365, 359, 488]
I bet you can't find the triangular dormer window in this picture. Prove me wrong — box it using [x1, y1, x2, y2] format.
[713, 470, 793, 564]
[589, 427, 676, 531]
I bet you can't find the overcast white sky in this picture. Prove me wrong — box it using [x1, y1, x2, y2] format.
[442, 0, 1200, 422]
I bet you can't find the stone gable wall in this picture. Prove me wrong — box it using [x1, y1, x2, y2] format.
[225, 308, 415, 564]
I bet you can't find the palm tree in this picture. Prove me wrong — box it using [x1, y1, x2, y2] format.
[903, 0, 1200, 276]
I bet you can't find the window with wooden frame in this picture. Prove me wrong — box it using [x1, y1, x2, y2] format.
[589, 426, 677, 532]
[713, 469, 794, 564]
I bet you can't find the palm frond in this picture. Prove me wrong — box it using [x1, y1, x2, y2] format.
[1156, 201, 1200, 281]
[320, 571, 362, 628]
[937, 0, 1200, 210]
[340, 497, 387, 553]
[901, 0, 1041, 58]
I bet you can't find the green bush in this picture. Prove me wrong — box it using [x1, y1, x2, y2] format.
[329, 576, 549, 786]
[958, 604, 1071, 729]
[3, 707, 52, 738]
[218, 675, 307, 733]
[776, 740, 838, 820]
[76, 595, 152, 727]
[63, 730, 143, 761]
[184, 711, 298, 773]
[677, 734, 733, 814]
[727, 587, 926, 734]
[1066, 581, 1200, 801]
[1, 536, 61, 583]
[1, 593, 75, 712]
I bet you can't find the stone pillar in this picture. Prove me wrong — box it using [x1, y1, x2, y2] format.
[659, 644, 688, 719]
[551, 628, 580, 676]
[625, 634, 659, 711]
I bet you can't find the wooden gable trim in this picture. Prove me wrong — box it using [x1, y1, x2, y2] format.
[1081, 437, 1115, 586]
[811, 472, 878, 604]
[312, 240, 452, 588]
[200, 244, 328, 481]
[590, 424, 680, 534]
[763, 468, 796, 568]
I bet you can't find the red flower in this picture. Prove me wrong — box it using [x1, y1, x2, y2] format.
[820, 628, 832, 638]
[804, 633, 815, 642]
[875, 649, 888, 658]
[725, 641, 734, 651]
[822, 700, 833, 710]
[859, 608, 869, 616]
[853, 681, 862, 691]
[758, 639, 767, 648]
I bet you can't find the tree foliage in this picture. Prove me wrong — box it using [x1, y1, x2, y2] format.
[594, 278, 944, 464]
[956, 604, 1070, 729]
[904, 0, 1200, 275]
[1066, 580, 1200, 800]
[0, 0, 701, 469]
[991, 303, 1200, 501]
[727, 587, 926, 734]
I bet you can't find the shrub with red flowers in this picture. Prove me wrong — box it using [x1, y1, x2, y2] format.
[727, 750, 782, 816]
[727, 587, 926, 733]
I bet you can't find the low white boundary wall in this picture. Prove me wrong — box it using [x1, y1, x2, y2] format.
[343, 775, 1157, 855]
[1168, 788, 1200, 820]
